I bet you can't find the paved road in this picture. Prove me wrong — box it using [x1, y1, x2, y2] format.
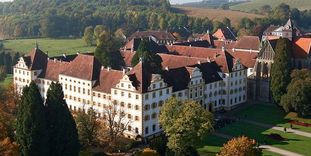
[260, 145, 304, 156]
[213, 132, 304, 156]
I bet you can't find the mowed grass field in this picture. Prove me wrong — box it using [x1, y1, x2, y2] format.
[230, 0, 311, 12]
[173, 6, 264, 26]
[197, 104, 311, 156]
[3, 38, 95, 57]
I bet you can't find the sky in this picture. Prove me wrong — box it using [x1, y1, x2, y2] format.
[170, 0, 202, 4]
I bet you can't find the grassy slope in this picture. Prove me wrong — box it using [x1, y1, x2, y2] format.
[230, 0, 311, 12]
[3, 38, 95, 56]
[173, 6, 264, 27]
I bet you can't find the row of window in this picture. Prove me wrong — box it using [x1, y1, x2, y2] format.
[61, 77, 90, 86]
[145, 89, 170, 100]
[64, 84, 91, 95]
[144, 101, 164, 111]
[14, 77, 29, 83]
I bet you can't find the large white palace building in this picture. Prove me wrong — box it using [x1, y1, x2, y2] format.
[13, 43, 252, 139]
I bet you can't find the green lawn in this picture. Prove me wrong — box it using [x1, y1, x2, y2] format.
[3, 38, 95, 57]
[197, 134, 282, 156]
[0, 74, 13, 88]
[230, 0, 311, 12]
[233, 104, 311, 133]
[197, 104, 311, 155]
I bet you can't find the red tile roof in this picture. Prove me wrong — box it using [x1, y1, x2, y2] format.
[165, 45, 235, 73]
[40, 60, 69, 81]
[159, 53, 207, 69]
[93, 69, 124, 93]
[234, 36, 260, 51]
[213, 28, 236, 41]
[228, 50, 258, 68]
[293, 37, 311, 58]
[61, 54, 101, 81]
[214, 40, 237, 49]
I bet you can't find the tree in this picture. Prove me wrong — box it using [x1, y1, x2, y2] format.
[13, 52, 20, 66]
[131, 40, 162, 73]
[94, 25, 107, 46]
[281, 69, 311, 117]
[83, 26, 94, 46]
[76, 107, 101, 147]
[4, 52, 12, 74]
[45, 82, 80, 156]
[217, 136, 261, 156]
[271, 38, 292, 104]
[0, 137, 19, 156]
[16, 82, 49, 156]
[0, 66, 6, 81]
[103, 101, 130, 147]
[260, 5, 272, 15]
[159, 98, 214, 155]
[223, 18, 231, 28]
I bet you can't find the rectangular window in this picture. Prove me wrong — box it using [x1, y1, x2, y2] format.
[145, 127, 149, 134]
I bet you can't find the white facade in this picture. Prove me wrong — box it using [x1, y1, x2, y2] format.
[13, 53, 248, 139]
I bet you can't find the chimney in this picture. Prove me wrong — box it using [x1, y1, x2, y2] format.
[232, 48, 235, 52]
[189, 44, 192, 47]
[222, 46, 225, 52]
[101, 66, 104, 70]
[122, 68, 126, 74]
[165, 67, 169, 71]
[197, 61, 201, 64]
[207, 57, 211, 63]
[107, 67, 111, 71]
[63, 53, 66, 58]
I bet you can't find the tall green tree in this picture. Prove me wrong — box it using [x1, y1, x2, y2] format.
[16, 82, 49, 156]
[281, 69, 311, 117]
[271, 38, 292, 104]
[131, 40, 162, 73]
[94, 25, 107, 46]
[45, 82, 80, 156]
[159, 98, 214, 155]
[83, 26, 94, 46]
[94, 30, 124, 69]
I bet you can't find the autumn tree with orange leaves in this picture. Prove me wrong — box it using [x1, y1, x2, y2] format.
[217, 136, 261, 156]
[0, 83, 19, 156]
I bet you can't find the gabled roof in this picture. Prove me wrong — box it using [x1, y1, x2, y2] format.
[23, 48, 48, 70]
[61, 54, 101, 81]
[293, 37, 311, 58]
[165, 45, 236, 73]
[234, 36, 260, 51]
[39, 60, 69, 81]
[228, 50, 258, 68]
[214, 40, 237, 49]
[213, 28, 236, 41]
[93, 69, 124, 93]
[162, 67, 191, 92]
[127, 62, 153, 93]
[159, 53, 207, 69]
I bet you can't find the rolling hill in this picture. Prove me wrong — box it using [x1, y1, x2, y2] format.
[174, 6, 264, 26]
[230, 0, 311, 12]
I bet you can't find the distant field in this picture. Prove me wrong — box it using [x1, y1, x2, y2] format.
[173, 6, 264, 27]
[3, 38, 95, 57]
[230, 0, 311, 12]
